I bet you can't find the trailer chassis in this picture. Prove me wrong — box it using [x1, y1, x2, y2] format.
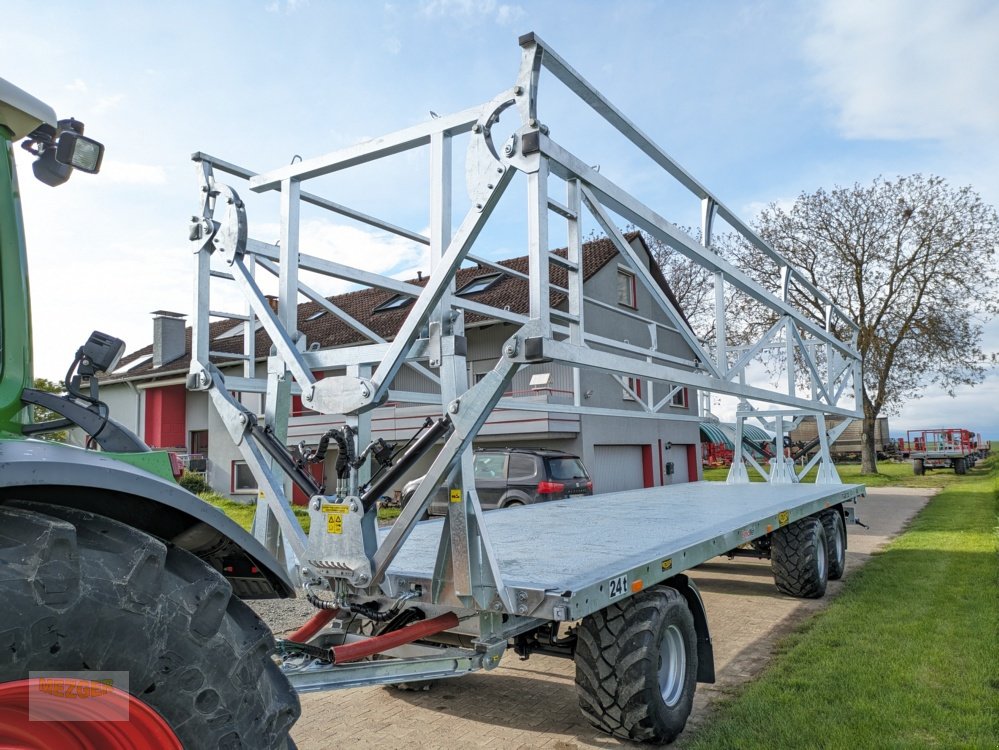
[187, 32, 864, 742]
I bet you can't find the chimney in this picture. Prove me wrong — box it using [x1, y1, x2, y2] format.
[151, 311, 187, 368]
[265, 295, 279, 312]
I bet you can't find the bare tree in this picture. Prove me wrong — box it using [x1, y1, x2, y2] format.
[741, 175, 999, 473]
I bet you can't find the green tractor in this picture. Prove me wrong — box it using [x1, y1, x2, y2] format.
[0, 79, 299, 748]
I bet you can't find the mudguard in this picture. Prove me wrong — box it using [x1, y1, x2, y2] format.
[666, 574, 716, 683]
[0, 438, 295, 598]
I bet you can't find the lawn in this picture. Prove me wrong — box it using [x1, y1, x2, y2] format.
[680, 457, 999, 748]
[702, 459, 970, 489]
[198, 490, 401, 533]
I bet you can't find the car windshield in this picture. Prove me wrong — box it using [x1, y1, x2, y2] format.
[546, 457, 588, 480]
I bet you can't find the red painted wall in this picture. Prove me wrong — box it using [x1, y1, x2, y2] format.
[686, 444, 699, 482]
[291, 463, 325, 506]
[144, 385, 187, 449]
[641, 444, 654, 488]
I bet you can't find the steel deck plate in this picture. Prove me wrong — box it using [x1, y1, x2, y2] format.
[383, 481, 864, 594]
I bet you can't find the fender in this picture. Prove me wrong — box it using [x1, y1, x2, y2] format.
[0, 439, 295, 598]
[665, 574, 715, 683]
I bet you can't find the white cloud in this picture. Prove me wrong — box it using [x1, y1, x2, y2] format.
[256, 219, 430, 296]
[66, 79, 88, 93]
[92, 93, 125, 114]
[99, 161, 168, 185]
[805, 0, 999, 140]
[419, 0, 526, 26]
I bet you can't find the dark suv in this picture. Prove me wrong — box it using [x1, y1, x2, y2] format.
[401, 447, 592, 516]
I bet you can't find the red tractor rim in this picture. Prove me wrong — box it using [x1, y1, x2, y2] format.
[0, 678, 182, 750]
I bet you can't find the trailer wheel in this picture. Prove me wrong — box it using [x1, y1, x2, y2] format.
[913, 458, 925, 476]
[0, 502, 299, 750]
[574, 585, 697, 744]
[954, 457, 967, 475]
[820, 509, 846, 581]
[771, 516, 828, 598]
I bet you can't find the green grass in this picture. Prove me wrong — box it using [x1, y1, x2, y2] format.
[702, 460, 970, 489]
[681, 457, 999, 749]
[198, 490, 312, 533]
[198, 491, 401, 532]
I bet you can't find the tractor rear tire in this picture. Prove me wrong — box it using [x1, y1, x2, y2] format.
[913, 459, 925, 476]
[575, 585, 697, 744]
[954, 458, 967, 475]
[820, 509, 847, 581]
[0, 501, 299, 749]
[771, 516, 828, 598]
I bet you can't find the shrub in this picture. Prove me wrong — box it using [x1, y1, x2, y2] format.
[178, 471, 211, 495]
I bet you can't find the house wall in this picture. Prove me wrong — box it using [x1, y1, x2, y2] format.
[95, 237, 704, 502]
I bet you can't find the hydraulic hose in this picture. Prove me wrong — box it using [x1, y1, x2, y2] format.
[288, 608, 340, 643]
[330, 612, 459, 664]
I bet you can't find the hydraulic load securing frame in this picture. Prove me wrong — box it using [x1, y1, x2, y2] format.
[186, 32, 864, 692]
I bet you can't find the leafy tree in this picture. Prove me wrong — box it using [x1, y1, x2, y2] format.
[741, 175, 999, 473]
[31, 377, 68, 442]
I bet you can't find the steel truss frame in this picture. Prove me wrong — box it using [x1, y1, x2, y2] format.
[187, 33, 862, 627]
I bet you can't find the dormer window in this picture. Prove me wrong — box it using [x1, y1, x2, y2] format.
[373, 294, 414, 313]
[457, 273, 503, 296]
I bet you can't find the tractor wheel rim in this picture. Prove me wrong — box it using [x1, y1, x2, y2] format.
[0, 678, 183, 750]
[657, 624, 687, 707]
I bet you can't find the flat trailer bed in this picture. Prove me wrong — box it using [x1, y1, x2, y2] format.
[384, 481, 865, 622]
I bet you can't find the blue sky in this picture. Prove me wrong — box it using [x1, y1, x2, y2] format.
[5, 0, 998, 438]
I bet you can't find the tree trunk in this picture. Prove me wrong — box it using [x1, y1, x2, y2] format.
[860, 411, 879, 475]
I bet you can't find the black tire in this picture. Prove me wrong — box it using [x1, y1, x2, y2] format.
[574, 585, 697, 744]
[771, 516, 828, 598]
[820, 509, 846, 581]
[954, 457, 967, 475]
[0, 501, 299, 749]
[913, 458, 925, 476]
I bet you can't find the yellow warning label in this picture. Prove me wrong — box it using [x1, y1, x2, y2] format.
[326, 513, 343, 534]
[661, 558, 673, 572]
[450, 489, 462, 504]
[320, 503, 351, 514]
[778, 510, 790, 527]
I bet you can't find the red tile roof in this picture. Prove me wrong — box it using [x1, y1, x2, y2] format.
[107, 232, 684, 382]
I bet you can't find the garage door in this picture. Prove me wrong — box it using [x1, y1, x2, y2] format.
[592, 445, 645, 494]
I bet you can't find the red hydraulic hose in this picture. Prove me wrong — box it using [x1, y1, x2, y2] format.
[331, 612, 459, 664]
[288, 608, 340, 643]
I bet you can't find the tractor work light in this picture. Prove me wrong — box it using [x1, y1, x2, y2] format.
[22, 117, 104, 186]
[55, 130, 104, 173]
[80, 331, 126, 375]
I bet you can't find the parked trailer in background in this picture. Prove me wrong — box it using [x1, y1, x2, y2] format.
[788, 416, 893, 461]
[902, 428, 981, 475]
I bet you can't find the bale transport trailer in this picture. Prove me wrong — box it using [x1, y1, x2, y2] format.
[904, 428, 985, 475]
[1, 33, 865, 747]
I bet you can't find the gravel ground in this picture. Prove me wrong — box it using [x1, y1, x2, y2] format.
[250, 591, 319, 636]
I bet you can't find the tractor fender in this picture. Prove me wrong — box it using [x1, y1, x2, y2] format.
[0, 439, 295, 598]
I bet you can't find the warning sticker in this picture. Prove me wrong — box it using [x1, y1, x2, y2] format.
[449, 489, 462, 504]
[326, 513, 343, 535]
[661, 558, 673, 572]
[777, 510, 790, 527]
[321, 503, 350, 514]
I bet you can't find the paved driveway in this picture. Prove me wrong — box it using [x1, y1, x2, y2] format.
[290, 487, 932, 749]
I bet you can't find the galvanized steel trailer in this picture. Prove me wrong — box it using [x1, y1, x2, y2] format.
[187, 32, 865, 744]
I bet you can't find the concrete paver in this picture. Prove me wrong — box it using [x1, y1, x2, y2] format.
[291, 487, 933, 749]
